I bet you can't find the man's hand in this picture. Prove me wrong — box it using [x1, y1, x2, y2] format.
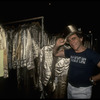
[56, 38, 66, 47]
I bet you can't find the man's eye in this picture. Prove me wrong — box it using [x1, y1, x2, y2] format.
[72, 37, 76, 40]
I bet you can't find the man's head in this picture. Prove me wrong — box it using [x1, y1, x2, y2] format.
[66, 31, 83, 43]
[65, 24, 83, 44]
[66, 32, 84, 52]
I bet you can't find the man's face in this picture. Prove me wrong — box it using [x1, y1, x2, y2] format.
[67, 34, 83, 51]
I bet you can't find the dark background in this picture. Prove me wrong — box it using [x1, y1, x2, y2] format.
[0, 0, 100, 52]
[0, 0, 100, 36]
[0, 0, 100, 50]
[0, 0, 100, 99]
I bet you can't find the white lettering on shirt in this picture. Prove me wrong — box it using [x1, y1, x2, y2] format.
[70, 56, 86, 64]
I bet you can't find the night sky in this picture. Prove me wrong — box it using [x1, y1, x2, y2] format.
[0, 0, 100, 39]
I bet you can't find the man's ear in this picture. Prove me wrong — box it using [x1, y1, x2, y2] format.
[80, 37, 83, 42]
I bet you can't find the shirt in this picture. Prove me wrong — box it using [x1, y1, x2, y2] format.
[64, 48, 100, 87]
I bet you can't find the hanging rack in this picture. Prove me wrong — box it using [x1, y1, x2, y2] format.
[3, 16, 44, 25]
[3, 16, 44, 46]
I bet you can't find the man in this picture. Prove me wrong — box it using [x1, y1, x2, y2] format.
[53, 25, 100, 99]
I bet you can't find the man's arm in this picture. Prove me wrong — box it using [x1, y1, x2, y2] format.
[97, 61, 100, 68]
[53, 38, 66, 57]
[90, 61, 100, 84]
